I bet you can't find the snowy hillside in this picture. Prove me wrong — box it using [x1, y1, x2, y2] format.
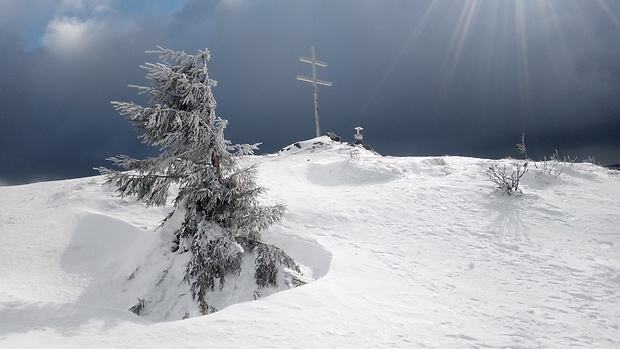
[1, 136, 619, 348]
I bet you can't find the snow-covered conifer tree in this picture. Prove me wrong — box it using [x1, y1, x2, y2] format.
[97, 47, 305, 316]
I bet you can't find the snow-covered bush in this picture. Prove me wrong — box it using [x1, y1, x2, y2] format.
[532, 150, 571, 178]
[487, 162, 528, 196]
[97, 47, 305, 316]
[129, 298, 145, 315]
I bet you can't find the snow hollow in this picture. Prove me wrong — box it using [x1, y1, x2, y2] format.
[1, 136, 619, 348]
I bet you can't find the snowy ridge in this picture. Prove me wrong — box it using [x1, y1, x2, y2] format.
[278, 135, 351, 155]
[1, 139, 619, 348]
[277, 135, 376, 156]
[278, 136, 402, 186]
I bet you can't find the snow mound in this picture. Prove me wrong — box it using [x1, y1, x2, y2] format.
[278, 135, 376, 157]
[278, 136, 340, 155]
[112, 210, 329, 322]
[0, 173, 332, 323]
[263, 228, 333, 280]
[61, 213, 149, 274]
[276, 135, 400, 186]
[307, 159, 402, 186]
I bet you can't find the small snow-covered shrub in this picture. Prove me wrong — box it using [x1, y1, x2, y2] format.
[515, 133, 528, 160]
[129, 298, 145, 315]
[487, 162, 528, 196]
[532, 149, 578, 178]
[348, 148, 361, 162]
[533, 158, 563, 178]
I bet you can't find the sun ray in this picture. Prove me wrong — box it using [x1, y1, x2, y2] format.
[514, 0, 534, 119]
[359, 0, 440, 116]
[433, 0, 484, 113]
[594, 0, 620, 30]
[360, 0, 619, 135]
[446, 0, 481, 85]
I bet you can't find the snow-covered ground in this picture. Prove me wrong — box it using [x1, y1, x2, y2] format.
[1, 136, 619, 348]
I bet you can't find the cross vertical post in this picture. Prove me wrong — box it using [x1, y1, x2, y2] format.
[297, 46, 332, 137]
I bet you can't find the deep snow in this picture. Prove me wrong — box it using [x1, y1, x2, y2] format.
[1, 136, 619, 348]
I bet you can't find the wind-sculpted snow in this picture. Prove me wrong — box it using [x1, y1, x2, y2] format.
[1, 138, 619, 348]
[0, 173, 331, 323]
[307, 159, 402, 186]
[61, 213, 147, 274]
[279, 135, 402, 186]
[262, 228, 332, 280]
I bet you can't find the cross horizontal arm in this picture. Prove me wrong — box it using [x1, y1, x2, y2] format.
[299, 57, 327, 67]
[296, 76, 332, 86]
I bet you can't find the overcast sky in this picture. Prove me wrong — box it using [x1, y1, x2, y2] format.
[1, 0, 619, 185]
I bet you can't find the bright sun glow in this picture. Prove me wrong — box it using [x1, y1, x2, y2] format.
[366, 0, 619, 124]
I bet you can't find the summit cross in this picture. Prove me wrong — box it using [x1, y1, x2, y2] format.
[296, 46, 332, 137]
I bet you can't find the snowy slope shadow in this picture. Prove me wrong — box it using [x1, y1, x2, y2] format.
[307, 159, 402, 186]
[0, 297, 148, 338]
[59, 211, 332, 321]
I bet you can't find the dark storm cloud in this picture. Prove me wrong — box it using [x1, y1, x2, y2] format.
[0, 7, 163, 184]
[165, 0, 620, 161]
[1, 0, 619, 185]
